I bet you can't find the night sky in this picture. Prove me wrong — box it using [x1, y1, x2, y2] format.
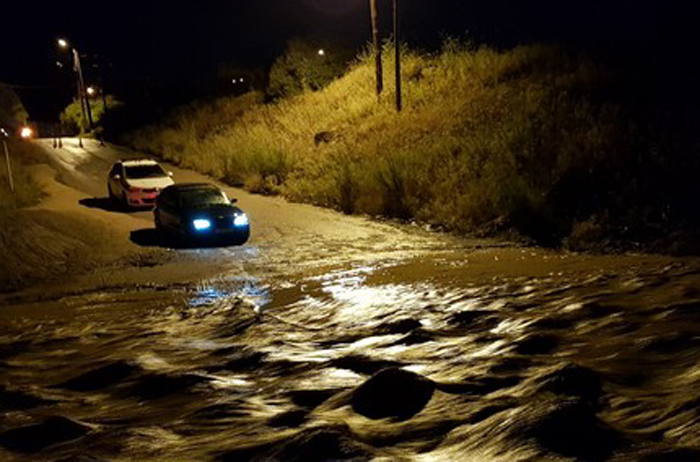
[1, 0, 695, 121]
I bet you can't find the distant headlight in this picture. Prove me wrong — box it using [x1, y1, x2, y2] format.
[233, 214, 249, 227]
[193, 219, 212, 231]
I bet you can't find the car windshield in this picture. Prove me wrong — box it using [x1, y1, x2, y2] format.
[180, 189, 230, 207]
[124, 164, 167, 179]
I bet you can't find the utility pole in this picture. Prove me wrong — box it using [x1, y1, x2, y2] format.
[394, 0, 402, 112]
[72, 49, 87, 148]
[74, 49, 93, 129]
[369, 0, 383, 99]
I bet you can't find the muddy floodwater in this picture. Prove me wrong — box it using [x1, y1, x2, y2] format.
[3, 239, 700, 462]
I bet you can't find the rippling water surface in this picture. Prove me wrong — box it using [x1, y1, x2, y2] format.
[2, 247, 700, 461]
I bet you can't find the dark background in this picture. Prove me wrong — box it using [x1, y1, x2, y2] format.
[1, 0, 696, 122]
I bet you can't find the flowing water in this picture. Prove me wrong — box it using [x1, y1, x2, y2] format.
[2, 242, 700, 461]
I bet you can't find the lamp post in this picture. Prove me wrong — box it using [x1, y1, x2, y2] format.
[58, 38, 93, 146]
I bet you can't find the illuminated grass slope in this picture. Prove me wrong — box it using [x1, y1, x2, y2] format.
[128, 42, 700, 250]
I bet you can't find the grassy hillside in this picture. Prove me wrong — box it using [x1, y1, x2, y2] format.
[128, 42, 700, 252]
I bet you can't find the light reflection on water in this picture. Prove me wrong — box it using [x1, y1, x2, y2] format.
[1, 256, 700, 461]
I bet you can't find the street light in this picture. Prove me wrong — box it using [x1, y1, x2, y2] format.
[57, 37, 93, 146]
[318, 49, 326, 56]
[86, 86, 96, 96]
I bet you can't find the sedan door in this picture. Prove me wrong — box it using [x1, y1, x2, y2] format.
[157, 191, 181, 231]
[108, 164, 124, 198]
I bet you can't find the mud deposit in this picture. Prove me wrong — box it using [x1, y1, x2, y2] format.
[2, 249, 700, 461]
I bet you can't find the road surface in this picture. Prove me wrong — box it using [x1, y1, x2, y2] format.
[1, 139, 700, 461]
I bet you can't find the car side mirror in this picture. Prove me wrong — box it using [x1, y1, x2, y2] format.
[230, 198, 238, 204]
[113, 174, 121, 181]
[167, 171, 173, 177]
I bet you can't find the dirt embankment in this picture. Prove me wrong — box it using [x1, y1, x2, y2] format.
[0, 164, 150, 292]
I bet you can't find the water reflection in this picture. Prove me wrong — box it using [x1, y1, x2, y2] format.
[2, 255, 700, 461]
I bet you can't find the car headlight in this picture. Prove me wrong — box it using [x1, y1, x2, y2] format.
[233, 213, 249, 227]
[193, 219, 212, 231]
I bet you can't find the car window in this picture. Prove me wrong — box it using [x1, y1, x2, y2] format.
[180, 189, 230, 207]
[124, 165, 167, 179]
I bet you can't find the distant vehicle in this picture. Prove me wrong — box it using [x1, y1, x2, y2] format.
[108, 159, 174, 208]
[153, 183, 250, 245]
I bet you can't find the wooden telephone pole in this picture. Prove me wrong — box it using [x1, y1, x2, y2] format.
[369, 0, 383, 98]
[393, 0, 402, 112]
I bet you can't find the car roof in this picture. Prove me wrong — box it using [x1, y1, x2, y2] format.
[120, 158, 160, 167]
[164, 183, 222, 193]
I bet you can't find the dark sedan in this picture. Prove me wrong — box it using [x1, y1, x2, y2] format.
[154, 183, 250, 245]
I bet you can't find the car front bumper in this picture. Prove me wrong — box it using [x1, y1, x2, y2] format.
[184, 225, 250, 244]
[126, 189, 160, 207]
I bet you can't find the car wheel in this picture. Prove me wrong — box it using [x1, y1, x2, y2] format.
[155, 213, 164, 231]
[121, 192, 129, 210]
[229, 229, 250, 246]
[108, 183, 117, 202]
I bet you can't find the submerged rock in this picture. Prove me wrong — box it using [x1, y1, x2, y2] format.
[524, 400, 625, 461]
[638, 447, 700, 462]
[515, 334, 559, 355]
[276, 427, 370, 461]
[128, 373, 209, 400]
[54, 361, 139, 391]
[0, 384, 55, 410]
[449, 310, 499, 329]
[219, 426, 370, 462]
[537, 364, 604, 404]
[376, 318, 422, 335]
[393, 328, 434, 346]
[436, 375, 521, 395]
[287, 389, 337, 409]
[330, 354, 403, 375]
[267, 409, 309, 428]
[0, 416, 91, 453]
[489, 357, 533, 374]
[350, 367, 435, 421]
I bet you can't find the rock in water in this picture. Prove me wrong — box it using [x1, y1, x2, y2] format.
[350, 367, 435, 421]
[524, 400, 625, 461]
[537, 364, 604, 405]
[0, 416, 91, 453]
[54, 361, 139, 391]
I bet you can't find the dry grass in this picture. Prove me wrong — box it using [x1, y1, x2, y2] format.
[128, 42, 696, 247]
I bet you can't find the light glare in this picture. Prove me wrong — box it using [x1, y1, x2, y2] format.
[20, 127, 33, 139]
[233, 214, 249, 227]
[193, 219, 212, 231]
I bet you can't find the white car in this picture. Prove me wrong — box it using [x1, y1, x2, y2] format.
[107, 159, 174, 208]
